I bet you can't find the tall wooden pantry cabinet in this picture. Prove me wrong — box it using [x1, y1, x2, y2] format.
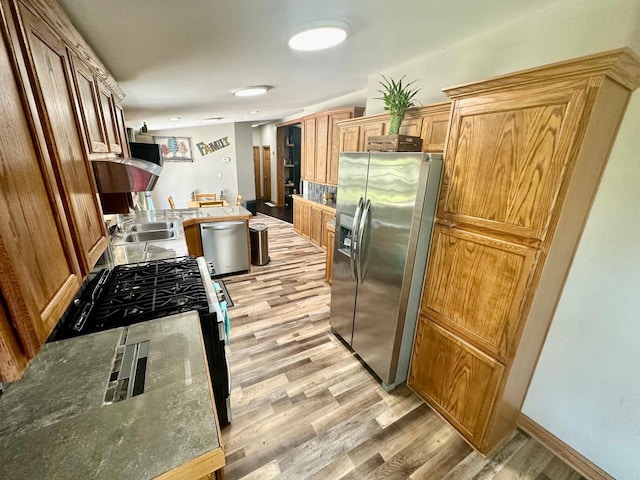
[408, 49, 640, 453]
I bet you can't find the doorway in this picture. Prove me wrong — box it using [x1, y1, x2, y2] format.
[262, 146, 271, 202]
[253, 146, 262, 199]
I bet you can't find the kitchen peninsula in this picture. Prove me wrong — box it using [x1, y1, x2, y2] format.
[0, 312, 224, 479]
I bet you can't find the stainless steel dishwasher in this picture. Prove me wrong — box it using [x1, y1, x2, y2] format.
[200, 221, 249, 275]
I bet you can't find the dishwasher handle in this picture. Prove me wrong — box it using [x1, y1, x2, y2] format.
[201, 221, 245, 231]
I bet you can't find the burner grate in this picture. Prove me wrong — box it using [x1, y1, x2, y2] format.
[88, 256, 210, 330]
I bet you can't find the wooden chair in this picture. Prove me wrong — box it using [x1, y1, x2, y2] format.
[199, 200, 224, 207]
[195, 193, 216, 201]
[236, 194, 243, 206]
[168, 196, 176, 209]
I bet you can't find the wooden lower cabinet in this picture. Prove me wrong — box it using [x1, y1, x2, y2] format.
[293, 196, 336, 250]
[325, 225, 335, 284]
[409, 50, 640, 454]
[409, 316, 504, 447]
[309, 205, 323, 245]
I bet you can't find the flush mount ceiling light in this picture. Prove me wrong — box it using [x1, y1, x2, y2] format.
[201, 117, 222, 122]
[288, 22, 349, 51]
[233, 86, 271, 97]
[168, 116, 181, 121]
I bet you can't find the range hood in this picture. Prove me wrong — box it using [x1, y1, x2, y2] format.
[91, 157, 162, 193]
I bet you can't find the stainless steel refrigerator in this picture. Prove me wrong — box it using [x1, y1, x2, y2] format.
[330, 152, 442, 390]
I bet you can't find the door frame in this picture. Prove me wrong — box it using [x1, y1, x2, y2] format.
[262, 145, 271, 202]
[253, 146, 262, 199]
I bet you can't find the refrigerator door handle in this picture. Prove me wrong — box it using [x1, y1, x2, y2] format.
[350, 197, 364, 280]
[356, 199, 371, 283]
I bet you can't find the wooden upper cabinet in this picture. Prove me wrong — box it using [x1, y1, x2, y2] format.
[439, 84, 588, 241]
[421, 109, 450, 152]
[70, 53, 108, 155]
[327, 111, 353, 184]
[422, 226, 538, 360]
[302, 117, 316, 181]
[113, 101, 130, 158]
[302, 107, 364, 185]
[398, 116, 422, 136]
[97, 82, 122, 154]
[339, 125, 360, 153]
[358, 121, 387, 151]
[0, 11, 82, 378]
[337, 102, 451, 155]
[314, 115, 329, 184]
[409, 316, 504, 445]
[16, 3, 108, 275]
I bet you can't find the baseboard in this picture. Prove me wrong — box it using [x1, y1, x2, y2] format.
[517, 413, 615, 480]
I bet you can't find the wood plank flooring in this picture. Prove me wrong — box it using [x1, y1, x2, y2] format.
[221, 214, 586, 480]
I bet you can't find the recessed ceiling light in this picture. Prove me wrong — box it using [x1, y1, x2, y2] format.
[288, 22, 349, 51]
[168, 116, 181, 121]
[233, 86, 271, 97]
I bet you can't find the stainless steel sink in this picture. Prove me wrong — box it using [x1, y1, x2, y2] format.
[129, 222, 175, 232]
[123, 230, 177, 242]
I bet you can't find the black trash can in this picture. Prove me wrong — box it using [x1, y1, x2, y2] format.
[249, 223, 269, 265]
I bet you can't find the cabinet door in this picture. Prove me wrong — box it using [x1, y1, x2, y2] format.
[327, 111, 353, 184]
[320, 209, 334, 250]
[314, 115, 329, 183]
[300, 202, 311, 238]
[113, 101, 130, 158]
[310, 205, 323, 246]
[325, 229, 335, 284]
[97, 82, 122, 154]
[358, 121, 387, 151]
[398, 116, 423, 136]
[421, 111, 450, 152]
[409, 316, 504, 448]
[69, 54, 108, 155]
[439, 85, 589, 241]
[302, 117, 316, 181]
[18, 4, 108, 274]
[0, 17, 81, 369]
[421, 226, 538, 360]
[293, 199, 302, 234]
[339, 124, 360, 153]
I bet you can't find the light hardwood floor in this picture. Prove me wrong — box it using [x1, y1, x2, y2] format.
[221, 214, 585, 480]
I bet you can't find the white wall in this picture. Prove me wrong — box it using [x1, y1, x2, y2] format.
[365, 0, 640, 113]
[148, 123, 237, 209]
[234, 122, 256, 202]
[361, 0, 640, 477]
[523, 92, 640, 479]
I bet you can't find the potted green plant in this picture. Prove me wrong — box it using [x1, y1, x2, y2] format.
[377, 75, 421, 134]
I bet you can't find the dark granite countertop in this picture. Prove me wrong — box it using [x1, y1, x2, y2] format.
[0, 312, 222, 479]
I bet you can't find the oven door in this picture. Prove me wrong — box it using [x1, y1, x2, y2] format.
[197, 257, 232, 425]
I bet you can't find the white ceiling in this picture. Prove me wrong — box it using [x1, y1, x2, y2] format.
[58, 0, 558, 130]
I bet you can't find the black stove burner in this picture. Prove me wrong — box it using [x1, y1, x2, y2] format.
[85, 256, 210, 332]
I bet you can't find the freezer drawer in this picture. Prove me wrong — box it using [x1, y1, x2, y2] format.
[200, 221, 249, 275]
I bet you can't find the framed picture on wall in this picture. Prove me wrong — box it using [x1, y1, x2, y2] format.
[153, 136, 194, 162]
